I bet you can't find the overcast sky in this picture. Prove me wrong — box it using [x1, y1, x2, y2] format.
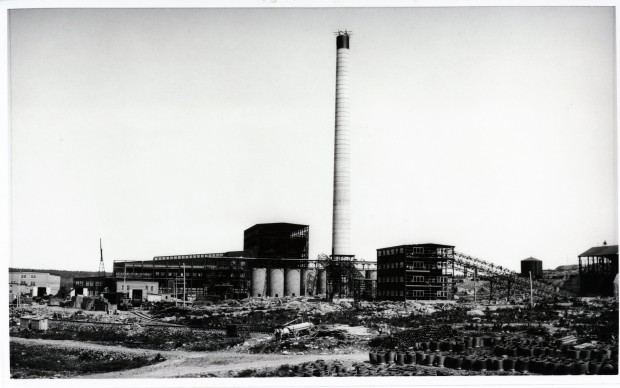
[9, 6, 617, 272]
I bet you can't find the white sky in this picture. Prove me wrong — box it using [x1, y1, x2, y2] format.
[8, 6, 618, 272]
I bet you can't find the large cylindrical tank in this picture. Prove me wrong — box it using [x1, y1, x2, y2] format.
[269, 268, 284, 297]
[317, 269, 327, 295]
[251, 268, 267, 297]
[304, 269, 317, 296]
[366, 270, 377, 280]
[285, 269, 301, 297]
[300, 269, 308, 296]
[521, 257, 543, 279]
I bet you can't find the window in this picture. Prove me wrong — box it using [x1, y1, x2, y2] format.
[412, 276, 424, 282]
[31, 275, 36, 278]
[127, 286, 131, 290]
[20, 275, 26, 279]
[121, 285, 124, 290]
[400, 248, 404, 253]
[414, 261, 424, 269]
[436, 291, 447, 297]
[30, 281, 35, 286]
[413, 290, 424, 297]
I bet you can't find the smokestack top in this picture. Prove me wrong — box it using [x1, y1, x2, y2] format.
[336, 30, 351, 49]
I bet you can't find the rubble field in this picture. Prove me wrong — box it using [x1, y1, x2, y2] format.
[8, 296, 618, 378]
[10, 341, 165, 379]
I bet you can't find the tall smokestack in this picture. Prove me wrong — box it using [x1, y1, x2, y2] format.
[332, 31, 352, 257]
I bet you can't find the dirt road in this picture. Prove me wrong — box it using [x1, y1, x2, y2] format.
[10, 337, 368, 378]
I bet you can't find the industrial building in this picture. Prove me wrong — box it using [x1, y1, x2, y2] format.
[578, 243, 618, 296]
[376, 244, 455, 301]
[110, 222, 328, 300]
[9, 271, 61, 296]
[73, 276, 115, 296]
[521, 257, 543, 279]
[116, 280, 159, 302]
[244, 223, 309, 260]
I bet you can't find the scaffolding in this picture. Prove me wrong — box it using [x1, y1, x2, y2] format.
[325, 255, 376, 301]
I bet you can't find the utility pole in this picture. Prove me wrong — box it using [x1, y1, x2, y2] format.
[17, 271, 21, 308]
[529, 271, 534, 308]
[123, 262, 127, 297]
[183, 263, 186, 307]
[473, 267, 477, 305]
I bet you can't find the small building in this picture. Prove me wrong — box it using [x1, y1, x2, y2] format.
[146, 293, 173, 303]
[578, 244, 619, 296]
[19, 316, 48, 331]
[8, 271, 61, 296]
[377, 243, 455, 301]
[521, 257, 543, 279]
[73, 276, 116, 296]
[116, 280, 159, 302]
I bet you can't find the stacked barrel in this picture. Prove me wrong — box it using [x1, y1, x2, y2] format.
[368, 334, 618, 376]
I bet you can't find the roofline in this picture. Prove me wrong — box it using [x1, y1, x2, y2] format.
[244, 222, 309, 230]
[578, 245, 619, 257]
[376, 243, 456, 251]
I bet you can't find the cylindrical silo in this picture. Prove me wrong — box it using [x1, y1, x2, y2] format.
[520, 257, 543, 279]
[285, 268, 301, 297]
[269, 268, 284, 298]
[300, 269, 308, 296]
[305, 269, 317, 296]
[317, 269, 327, 295]
[332, 31, 352, 257]
[251, 268, 267, 297]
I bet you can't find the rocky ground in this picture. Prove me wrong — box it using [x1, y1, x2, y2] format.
[8, 296, 618, 379]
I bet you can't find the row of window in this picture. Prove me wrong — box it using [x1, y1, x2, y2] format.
[378, 247, 428, 257]
[153, 253, 226, 260]
[115, 271, 246, 278]
[75, 281, 101, 287]
[378, 290, 447, 297]
[378, 261, 449, 270]
[120, 284, 155, 292]
[19, 274, 37, 278]
[379, 276, 449, 283]
[378, 262, 404, 269]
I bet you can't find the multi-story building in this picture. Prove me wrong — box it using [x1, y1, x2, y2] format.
[377, 243, 455, 301]
[113, 253, 250, 300]
[9, 271, 61, 296]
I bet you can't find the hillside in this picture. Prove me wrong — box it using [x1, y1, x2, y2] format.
[9, 268, 110, 289]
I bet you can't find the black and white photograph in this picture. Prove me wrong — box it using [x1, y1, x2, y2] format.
[2, 1, 619, 386]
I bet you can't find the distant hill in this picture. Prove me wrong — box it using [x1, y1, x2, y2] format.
[554, 264, 578, 271]
[9, 268, 110, 289]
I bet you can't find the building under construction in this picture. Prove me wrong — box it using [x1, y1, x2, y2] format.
[377, 244, 455, 301]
